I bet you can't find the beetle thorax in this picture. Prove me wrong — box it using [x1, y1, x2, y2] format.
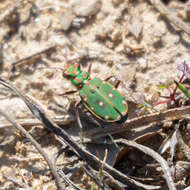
[71, 71, 89, 87]
[62, 62, 89, 87]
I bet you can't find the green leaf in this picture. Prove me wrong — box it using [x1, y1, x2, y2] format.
[157, 81, 173, 89]
[175, 80, 190, 99]
[157, 84, 168, 89]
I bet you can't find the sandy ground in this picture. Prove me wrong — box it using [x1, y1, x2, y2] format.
[0, 0, 190, 189]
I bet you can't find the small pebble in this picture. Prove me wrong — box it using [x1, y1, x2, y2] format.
[72, 17, 86, 28]
[70, 0, 101, 17]
[63, 81, 72, 90]
[60, 8, 73, 31]
[152, 29, 164, 47]
[137, 57, 147, 71]
[111, 29, 122, 42]
[128, 16, 143, 39]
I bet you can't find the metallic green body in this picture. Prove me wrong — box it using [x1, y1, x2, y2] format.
[80, 78, 128, 122]
[62, 62, 128, 122]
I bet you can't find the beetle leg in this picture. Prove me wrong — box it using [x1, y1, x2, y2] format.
[76, 105, 119, 148]
[119, 81, 138, 103]
[80, 108, 104, 128]
[106, 76, 137, 104]
[75, 101, 85, 145]
[87, 63, 92, 74]
[86, 113, 103, 128]
[114, 80, 121, 88]
[104, 75, 114, 81]
[57, 90, 78, 96]
[105, 76, 121, 88]
[75, 101, 82, 129]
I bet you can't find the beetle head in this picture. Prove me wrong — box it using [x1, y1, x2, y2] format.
[62, 62, 80, 78]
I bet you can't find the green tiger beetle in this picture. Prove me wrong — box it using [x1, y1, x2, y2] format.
[58, 61, 128, 124]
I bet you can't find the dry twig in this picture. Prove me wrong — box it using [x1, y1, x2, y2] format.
[0, 114, 74, 129]
[57, 169, 85, 190]
[0, 77, 161, 189]
[84, 105, 190, 140]
[0, 108, 63, 190]
[176, 126, 190, 161]
[11, 46, 57, 72]
[116, 139, 176, 190]
[82, 163, 112, 190]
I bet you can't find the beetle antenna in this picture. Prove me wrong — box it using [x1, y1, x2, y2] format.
[38, 66, 64, 71]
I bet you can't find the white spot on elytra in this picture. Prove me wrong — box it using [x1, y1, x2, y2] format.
[108, 93, 113, 98]
[105, 115, 109, 120]
[99, 101, 104, 106]
[122, 100, 127, 104]
[83, 96, 88, 101]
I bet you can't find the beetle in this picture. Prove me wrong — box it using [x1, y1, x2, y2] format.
[58, 61, 128, 123]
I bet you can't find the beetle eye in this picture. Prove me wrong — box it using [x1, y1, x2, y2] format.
[91, 90, 95, 94]
[97, 86, 100, 89]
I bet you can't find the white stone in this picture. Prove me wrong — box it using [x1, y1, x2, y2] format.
[70, 0, 101, 17]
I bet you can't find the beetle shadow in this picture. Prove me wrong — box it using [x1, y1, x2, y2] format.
[65, 102, 122, 165]
[65, 102, 100, 137]
[75, 100, 138, 130]
[66, 101, 118, 136]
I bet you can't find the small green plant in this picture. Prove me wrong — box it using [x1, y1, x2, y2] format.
[137, 61, 190, 113]
[90, 150, 108, 190]
[153, 61, 189, 107]
[175, 81, 190, 99]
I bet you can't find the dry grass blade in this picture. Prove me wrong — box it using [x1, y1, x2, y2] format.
[0, 108, 63, 190]
[0, 77, 162, 189]
[57, 169, 85, 190]
[0, 115, 74, 129]
[176, 126, 190, 161]
[82, 163, 112, 190]
[103, 170, 126, 190]
[115, 139, 176, 190]
[84, 105, 190, 139]
[11, 46, 57, 71]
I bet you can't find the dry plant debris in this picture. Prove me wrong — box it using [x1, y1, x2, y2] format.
[1, 0, 190, 190]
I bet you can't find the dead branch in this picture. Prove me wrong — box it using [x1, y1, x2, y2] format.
[0, 108, 63, 190]
[115, 139, 176, 190]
